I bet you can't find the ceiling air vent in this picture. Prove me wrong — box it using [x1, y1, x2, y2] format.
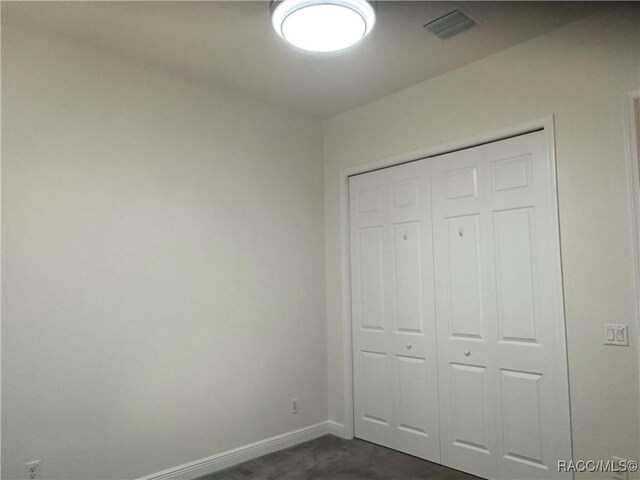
[424, 10, 475, 40]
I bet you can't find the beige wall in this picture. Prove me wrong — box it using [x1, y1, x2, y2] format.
[323, 5, 640, 475]
[1, 25, 326, 479]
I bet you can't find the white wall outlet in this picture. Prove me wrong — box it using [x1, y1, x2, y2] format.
[604, 324, 629, 346]
[25, 460, 40, 480]
[291, 398, 299, 414]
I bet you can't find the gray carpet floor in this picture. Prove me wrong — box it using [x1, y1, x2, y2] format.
[196, 435, 482, 480]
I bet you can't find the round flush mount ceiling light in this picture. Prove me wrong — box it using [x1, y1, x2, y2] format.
[271, 0, 376, 53]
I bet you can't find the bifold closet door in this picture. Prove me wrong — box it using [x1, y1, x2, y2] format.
[431, 130, 571, 480]
[349, 161, 441, 462]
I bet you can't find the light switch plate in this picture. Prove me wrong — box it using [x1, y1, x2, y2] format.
[604, 324, 629, 346]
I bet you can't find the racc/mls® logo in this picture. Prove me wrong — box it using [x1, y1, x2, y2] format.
[557, 459, 638, 474]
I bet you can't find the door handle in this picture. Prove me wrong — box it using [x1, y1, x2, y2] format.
[406, 344, 412, 350]
[464, 349, 470, 356]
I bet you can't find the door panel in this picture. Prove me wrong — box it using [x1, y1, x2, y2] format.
[493, 207, 537, 343]
[351, 171, 393, 448]
[499, 369, 545, 468]
[350, 161, 441, 462]
[356, 185, 383, 214]
[396, 356, 429, 434]
[358, 226, 385, 331]
[432, 130, 571, 480]
[432, 148, 498, 480]
[392, 221, 423, 333]
[361, 351, 390, 424]
[490, 154, 532, 195]
[388, 162, 440, 461]
[485, 133, 571, 480]
[450, 363, 491, 453]
[444, 166, 479, 200]
[445, 214, 483, 339]
[393, 177, 420, 208]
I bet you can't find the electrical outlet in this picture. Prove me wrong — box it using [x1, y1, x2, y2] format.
[291, 398, 299, 414]
[612, 456, 628, 480]
[25, 460, 40, 480]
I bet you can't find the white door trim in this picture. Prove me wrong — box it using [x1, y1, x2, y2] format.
[624, 89, 640, 329]
[623, 87, 640, 445]
[337, 115, 570, 447]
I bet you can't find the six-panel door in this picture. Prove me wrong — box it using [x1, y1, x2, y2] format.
[431, 130, 571, 479]
[349, 130, 572, 480]
[350, 160, 441, 462]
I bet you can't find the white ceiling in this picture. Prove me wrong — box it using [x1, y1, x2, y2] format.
[2, 1, 602, 118]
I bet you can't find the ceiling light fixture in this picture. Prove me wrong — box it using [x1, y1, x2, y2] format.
[271, 0, 376, 53]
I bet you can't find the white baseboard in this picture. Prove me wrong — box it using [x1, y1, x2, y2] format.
[139, 421, 343, 480]
[326, 420, 348, 439]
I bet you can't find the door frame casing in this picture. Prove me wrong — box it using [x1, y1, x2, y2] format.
[623, 88, 640, 442]
[624, 89, 640, 332]
[336, 115, 571, 458]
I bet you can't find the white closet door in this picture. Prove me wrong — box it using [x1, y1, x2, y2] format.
[431, 147, 498, 479]
[431, 130, 571, 480]
[350, 160, 441, 462]
[484, 133, 571, 480]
